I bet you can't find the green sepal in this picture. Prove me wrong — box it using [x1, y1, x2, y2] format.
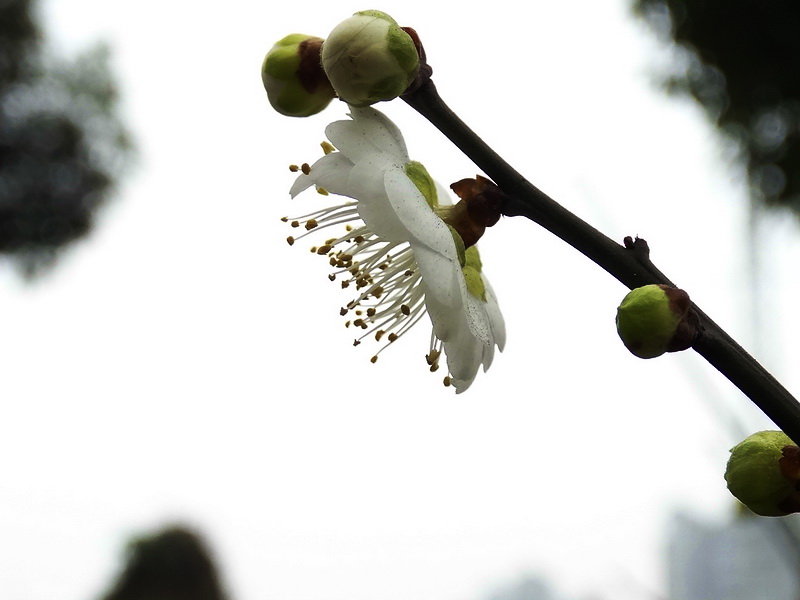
[463, 265, 487, 301]
[465, 246, 482, 271]
[404, 161, 438, 208]
[447, 225, 466, 267]
[387, 26, 419, 76]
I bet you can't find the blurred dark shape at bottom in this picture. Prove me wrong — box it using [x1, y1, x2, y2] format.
[99, 526, 230, 600]
[667, 510, 800, 600]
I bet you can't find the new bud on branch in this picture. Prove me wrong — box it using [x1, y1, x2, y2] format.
[321, 10, 420, 107]
[615, 284, 698, 359]
[262, 34, 335, 117]
[725, 430, 800, 517]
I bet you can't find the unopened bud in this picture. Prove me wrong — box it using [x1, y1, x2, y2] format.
[725, 430, 800, 517]
[321, 10, 419, 107]
[615, 284, 697, 359]
[262, 34, 335, 117]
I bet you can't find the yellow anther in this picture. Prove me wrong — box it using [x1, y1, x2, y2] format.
[301, 163, 311, 175]
[289, 164, 299, 172]
[366, 308, 376, 317]
[443, 376, 452, 387]
[305, 219, 318, 230]
[375, 330, 385, 341]
[317, 187, 329, 196]
[388, 333, 398, 342]
[370, 355, 378, 364]
[291, 221, 300, 228]
[321, 141, 336, 154]
[425, 349, 441, 366]
[316, 245, 332, 255]
[286, 236, 295, 246]
[280, 217, 288, 222]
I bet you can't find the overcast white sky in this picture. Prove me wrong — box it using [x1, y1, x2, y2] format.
[2, 1, 800, 599]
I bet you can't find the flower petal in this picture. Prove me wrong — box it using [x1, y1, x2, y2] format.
[483, 276, 506, 352]
[384, 168, 458, 257]
[350, 163, 411, 243]
[446, 322, 485, 393]
[325, 106, 409, 166]
[413, 244, 462, 326]
[289, 152, 355, 198]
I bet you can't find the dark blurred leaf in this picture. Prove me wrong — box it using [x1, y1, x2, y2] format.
[633, 0, 800, 214]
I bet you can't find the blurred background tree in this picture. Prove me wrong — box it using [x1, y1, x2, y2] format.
[99, 526, 230, 600]
[0, 0, 131, 277]
[633, 0, 800, 214]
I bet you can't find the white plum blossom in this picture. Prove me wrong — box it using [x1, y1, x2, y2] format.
[285, 106, 505, 392]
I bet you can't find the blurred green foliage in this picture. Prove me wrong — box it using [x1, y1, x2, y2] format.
[633, 0, 800, 214]
[0, 0, 131, 276]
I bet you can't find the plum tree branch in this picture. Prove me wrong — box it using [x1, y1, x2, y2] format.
[403, 78, 800, 444]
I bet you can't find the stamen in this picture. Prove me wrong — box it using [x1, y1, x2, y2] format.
[301, 163, 311, 175]
[284, 178, 446, 382]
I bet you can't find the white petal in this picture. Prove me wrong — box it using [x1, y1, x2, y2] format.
[325, 106, 409, 167]
[384, 169, 458, 257]
[350, 163, 410, 243]
[460, 278, 492, 347]
[481, 339, 495, 372]
[482, 276, 506, 352]
[289, 153, 355, 198]
[446, 322, 484, 393]
[414, 244, 462, 326]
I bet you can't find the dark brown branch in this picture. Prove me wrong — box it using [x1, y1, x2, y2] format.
[403, 78, 800, 444]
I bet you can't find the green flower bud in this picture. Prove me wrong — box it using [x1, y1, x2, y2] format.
[262, 34, 335, 117]
[321, 10, 419, 107]
[725, 430, 800, 517]
[615, 284, 697, 359]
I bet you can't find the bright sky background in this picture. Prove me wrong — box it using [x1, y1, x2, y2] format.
[2, 1, 800, 599]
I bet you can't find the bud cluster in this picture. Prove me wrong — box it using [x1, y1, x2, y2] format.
[262, 10, 421, 117]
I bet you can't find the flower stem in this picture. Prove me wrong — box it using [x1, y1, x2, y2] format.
[403, 78, 800, 443]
